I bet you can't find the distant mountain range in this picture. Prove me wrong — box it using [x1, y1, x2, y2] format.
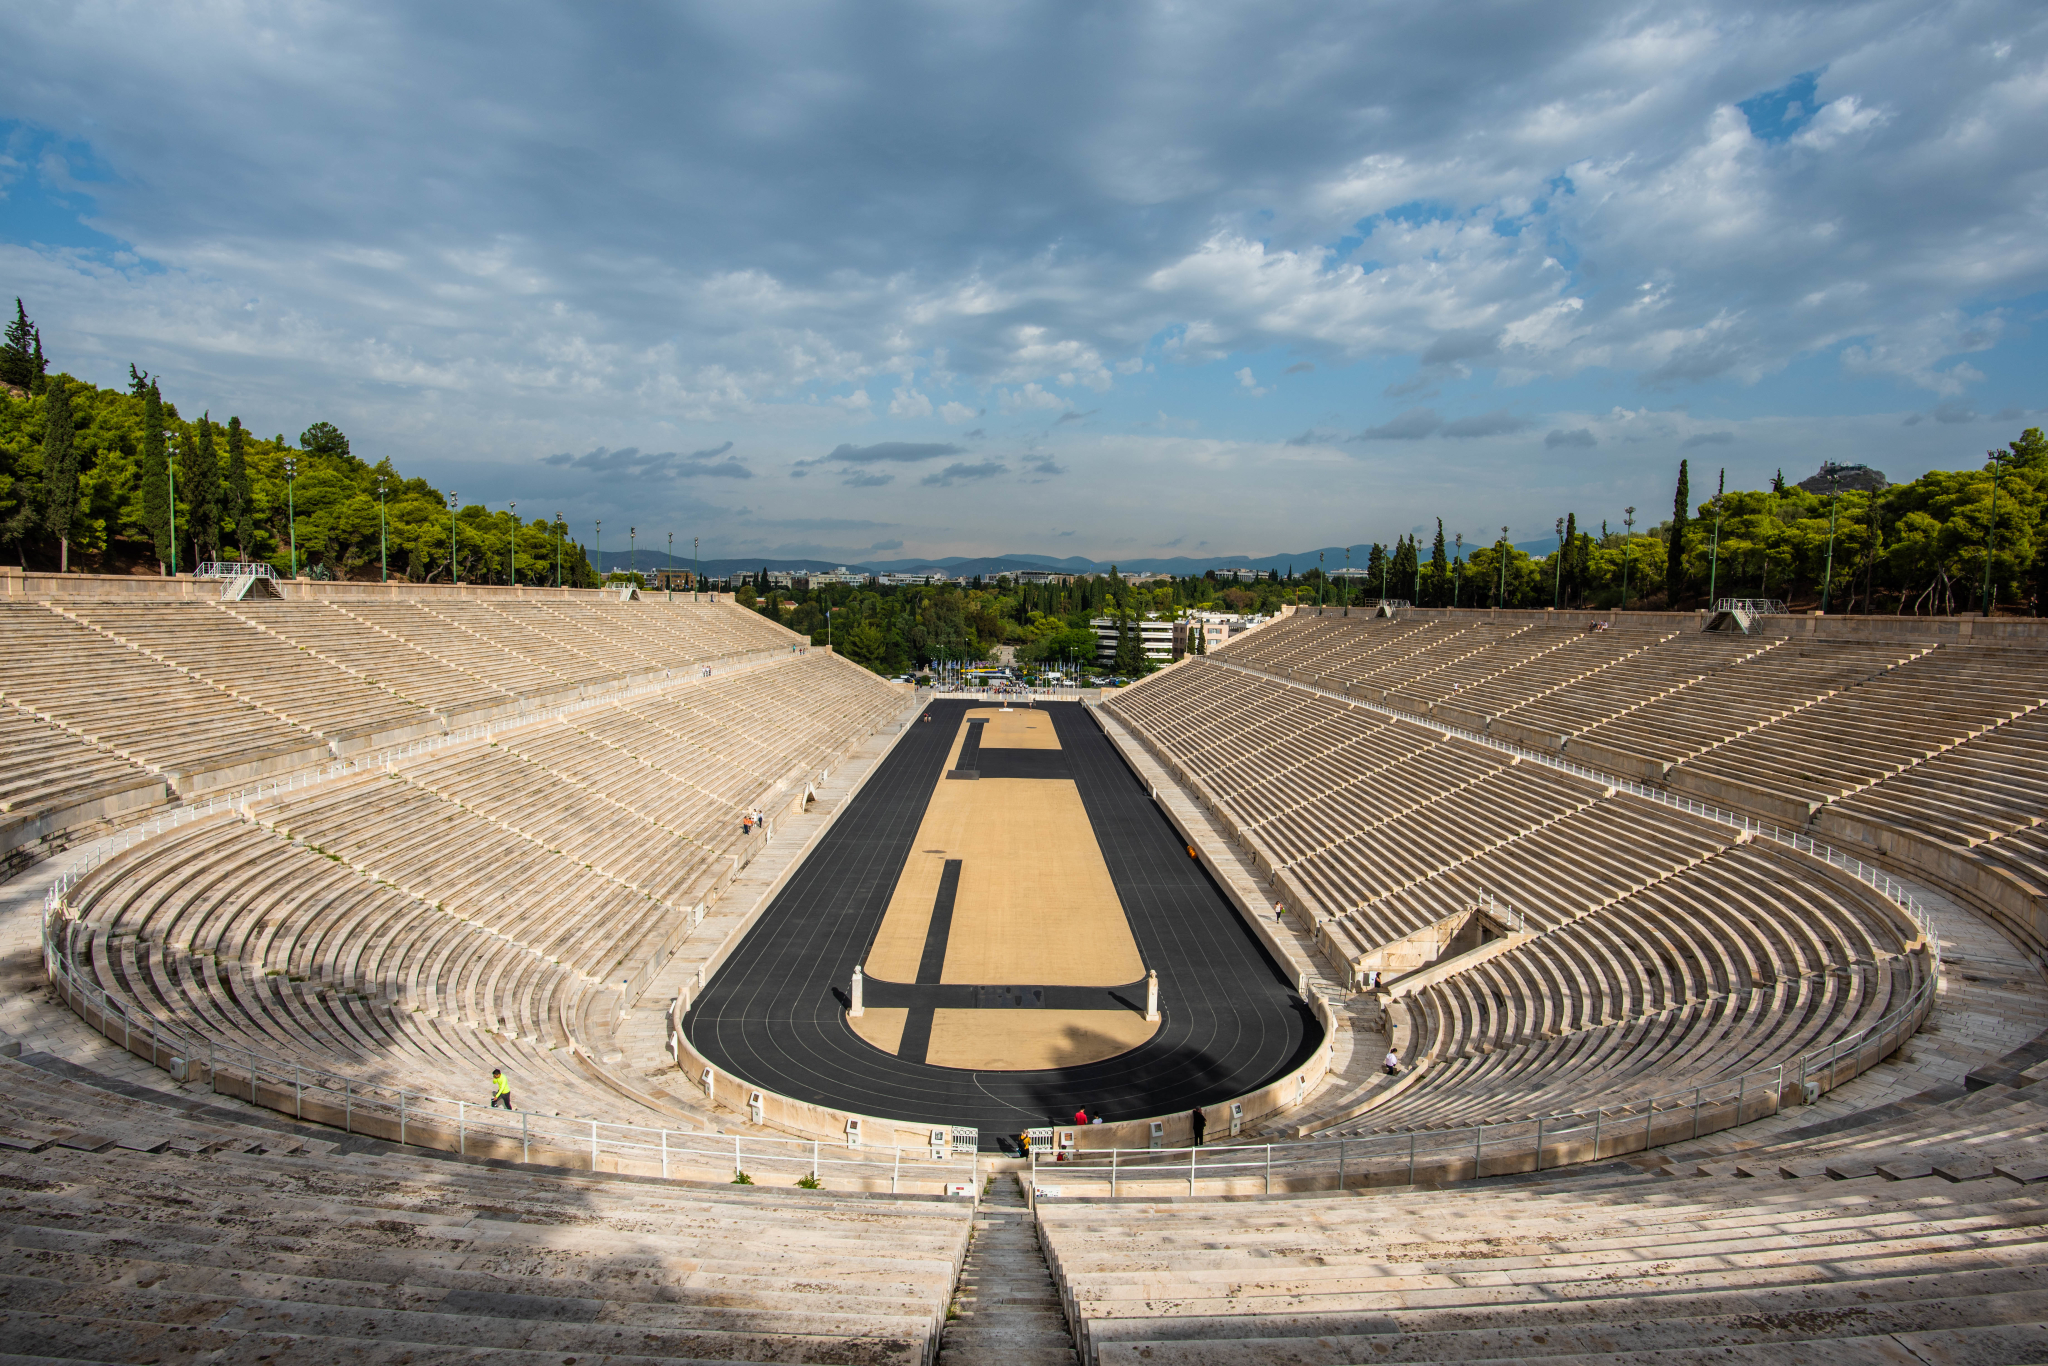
[597, 539, 1570, 579]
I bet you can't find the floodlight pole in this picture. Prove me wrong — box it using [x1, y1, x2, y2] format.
[1982, 449, 2006, 617]
[667, 532, 674, 600]
[283, 456, 296, 579]
[1498, 527, 1509, 606]
[168, 440, 180, 578]
[1706, 470, 1725, 605]
[448, 490, 458, 584]
[1621, 507, 1636, 610]
[1453, 533, 1463, 608]
[376, 476, 388, 582]
[630, 526, 636, 586]
[555, 512, 563, 588]
[594, 520, 601, 587]
[1553, 517, 1564, 608]
[1820, 471, 1839, 613]
[508, 501, 517, 587]
[694, 536, 700, 602]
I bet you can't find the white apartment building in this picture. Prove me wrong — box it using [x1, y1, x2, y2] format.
[1089, 615, 1176, 669]
[1182, 611, 1269, 654]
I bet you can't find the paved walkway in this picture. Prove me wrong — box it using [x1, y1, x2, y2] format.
[0, 843, 210, 1102]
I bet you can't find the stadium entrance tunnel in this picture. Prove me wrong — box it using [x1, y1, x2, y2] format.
[682, 700, 1322, 1150]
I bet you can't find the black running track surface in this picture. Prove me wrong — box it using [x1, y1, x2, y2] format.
[684, 699, 1320, 1147]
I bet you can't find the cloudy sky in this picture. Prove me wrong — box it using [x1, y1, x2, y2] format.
[2, 1, 2043, 564]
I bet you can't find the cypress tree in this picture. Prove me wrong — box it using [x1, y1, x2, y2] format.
[1667, 459, 1690, 607]
[182, 412, 223, 563]
[139, 382, 173, 571]
[1430, 519, 1448, 607]
[0, 300, 34, 390]
[225, 416, 253, 559]
[28, 327, 47, 394]
[42, 379, 78, 572]
[1563, 512, 1579, 605]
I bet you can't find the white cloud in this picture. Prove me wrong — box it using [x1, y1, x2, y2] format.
[888, 384, 933, 418]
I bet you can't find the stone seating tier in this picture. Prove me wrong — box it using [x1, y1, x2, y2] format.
[0, 1056, 971, 1366]
[55, 650, 906, 1135]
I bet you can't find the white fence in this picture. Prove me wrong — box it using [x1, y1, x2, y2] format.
[194, 560, 277, 580]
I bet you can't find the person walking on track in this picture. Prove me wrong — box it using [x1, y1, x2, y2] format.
[490, 1069, 512, 1109]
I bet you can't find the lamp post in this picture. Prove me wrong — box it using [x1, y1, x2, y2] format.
[1982, 448, 2008, 617]
[1453, 533, 1463, 608]
[168, 434, 181, 577]
[507, 501, 516, 587]
[555, 512, 564, 588]
[1621, 507, 1636, 611]
[667, 532, 674, 600]
[693, 535, 699, 602]
[447, 490, 458, 585]
[1706, 469, 1725, 606]
[1553, 517, 1564, 609]
[1317, 551, 1324, 608]
[1820, 468, 1840, 614]
[376, 475, 388, 582]
[594, 519, 601, 586]
[1342, 545, 1351, 615]
[1498, 527, 1509, 606]
[630, 526, 636, 587]
[282, 456, 296, 579]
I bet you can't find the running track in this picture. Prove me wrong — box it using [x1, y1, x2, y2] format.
[683, 699, 1321, 1148]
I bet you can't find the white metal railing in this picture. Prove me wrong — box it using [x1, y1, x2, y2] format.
[1089, 659, 1944, 1173]
[40, 811, 971, 1193]
[1026, 1041, 1914, 1198]
[39, 928, 974, 1191]
[31, 647, 943, 1175]
[194, 561, 277, 580]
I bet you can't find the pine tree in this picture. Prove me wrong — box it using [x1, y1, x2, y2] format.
[42, 379, 78, 572]
[139, 381, 173, 571]
[128, 363, 151, 397]
[1667, 459, 1690, 607]
[225, 416, 253, 559]
[28, 327, 47, 394]
[1430, 519, 1448, 607]
[1, 300, 35, 389]
[1771, 468, 1786, 494]
[1562, 512, 1580, 605]
[182, 413, 223, 563]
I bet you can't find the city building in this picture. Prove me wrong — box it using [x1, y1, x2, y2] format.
[1179, 611, 1270, 656]
[1090, 615, 1176, 669]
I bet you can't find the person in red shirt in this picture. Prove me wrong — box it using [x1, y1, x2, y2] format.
[1073, 1107, 1088, 1126]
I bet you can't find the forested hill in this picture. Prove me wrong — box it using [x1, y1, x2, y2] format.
[0, 305, 597, 584]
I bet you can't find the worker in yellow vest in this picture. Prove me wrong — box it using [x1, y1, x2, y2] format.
[490, 1068, 512, 1110]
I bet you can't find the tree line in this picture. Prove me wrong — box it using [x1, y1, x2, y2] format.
[1, 299, 599, 585]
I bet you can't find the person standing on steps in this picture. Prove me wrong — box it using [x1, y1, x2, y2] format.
[1383, 1049, 1401, 1076]
[741, 811, 753, 836]
[490, 1068, 512, 1109]
[1189, 1106, 1207, 1146]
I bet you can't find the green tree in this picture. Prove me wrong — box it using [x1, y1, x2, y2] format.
[181, 413, 222, 564]
[1667, 459, 1690, 606]
[0, 300, 35, 391]
[1429, 520, 1448, 606]
[41, 378, 77, 571]
[299, 421, 350, 459]
[225, 416, 253, 558]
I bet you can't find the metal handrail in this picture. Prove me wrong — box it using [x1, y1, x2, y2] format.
[41, 839, 973, 1190]
[1714, 597, 1787, 615]
[40, 933, 972, 1189]
[33, 646, 973, 1188]
[1094, 659, 1943, 1169]
[194, 560, 277, 580]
